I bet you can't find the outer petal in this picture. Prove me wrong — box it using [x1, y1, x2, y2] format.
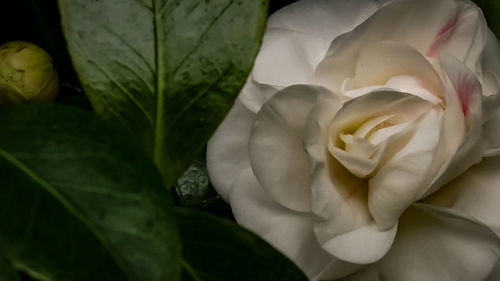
[314, 259, 366, 281]
[267, 0, 381, 42]
[238, 77, 280, 114]
[240, 0, 385, 112]
[342, 41, 444, 102]
[425, 155, 500, 236]
[252, 29, 331, 87]
[206, 101, 255, 201]
[238, 28, 329, 113]
[480, 30, 500, 97]
[482, 34, 500, 156]
[228, 167, 333, 279]
[484, 108, 500, 157]
[425, 53, 486, 195]
[249, 85, 339, 212]
[338, 266, 381, 281]
[343, 205, 500, 281]
[316, 0, 485, 93]
[486, 261, 500, 281]
[410, 53, 468, 199]
[436, 0, 487, 76]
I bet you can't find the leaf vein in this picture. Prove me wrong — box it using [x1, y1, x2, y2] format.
[169, 0, 235, 77]
[181, 259, 203, 281]
[0, 149, 148, 281]
[153, 0, 165, 165]
[170, 64, 233, 127]
[87, 58, 155, 128]
[56, 185, 141, 201]
[0, 150, 112, 250]
[158, 0, 171, 13]
[102, 27, 155, 75]
[96, 223, 152, 241]
[111, 58, 155, 95]
[132, 0, 154, 13]
[24, 188, 41, 238]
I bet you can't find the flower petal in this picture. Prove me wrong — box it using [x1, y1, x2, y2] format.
[425, 154, 500, 237]
[328, 91, 434, 179]
[482, 33, 500, 156]
[369, 109, 441, 229]
[249, 85, 340, 212]
[407, 54, 469, 200]
[320, 220, 398, 265]
[314, 259, 365, 281]
[341, 41, 443, 102]
[238, 77, 280, 114]
[342, 83, 391, 100]
[484, 108, 500, 157]
[481, 30, 500, 97]
[429, 0, 487, 75]
[228, 167, 332, 279]
[425, 53, 486, 195]
[343, 205, 500, 281]
[252, 29, 331, 87]
[485, 261, 500, 281]
[328, 91, 434, 141]
[304, 91, 419, 264]
[241, 0, 386, 112]
[309, 151, 398, 264]
[339, 266, 381, 281]
[316, 0, 484, 93]
[384, 75, 443, 105]
[267, 0, 381, 41]
[377, 205, 500, 281]
[206, 101, 256, 201]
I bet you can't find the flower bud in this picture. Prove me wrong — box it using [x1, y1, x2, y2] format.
[0, 41, 59, 106]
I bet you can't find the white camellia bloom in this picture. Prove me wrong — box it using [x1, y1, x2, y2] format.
[207, 0, 500, 280]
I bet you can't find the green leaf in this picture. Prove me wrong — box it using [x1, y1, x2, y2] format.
[58, 0, 269, 189]
[0, 174, 129, 281]
[0, 253, 20, 281]
[175, 208, 308, 281]
[0, 104, 181, 281]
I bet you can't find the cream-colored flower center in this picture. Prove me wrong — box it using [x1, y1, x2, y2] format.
[329, 114, 415, 178]
[327, 83, 443, 179]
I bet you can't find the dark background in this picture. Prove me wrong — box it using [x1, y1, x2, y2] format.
[269, 0, 298, 13]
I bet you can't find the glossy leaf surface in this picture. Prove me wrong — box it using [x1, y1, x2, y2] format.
[59, 0, 269, 188]
[0, 104, 181, 281]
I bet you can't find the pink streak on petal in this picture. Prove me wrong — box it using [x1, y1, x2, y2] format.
[457, 73, 475, 116]
[345, 186, 361, 201]
[426, 12, 460, 58]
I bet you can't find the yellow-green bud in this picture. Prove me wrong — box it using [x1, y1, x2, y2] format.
[0, 41, 59, 106]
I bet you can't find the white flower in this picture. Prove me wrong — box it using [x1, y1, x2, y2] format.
[207, 0, 500, 280]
